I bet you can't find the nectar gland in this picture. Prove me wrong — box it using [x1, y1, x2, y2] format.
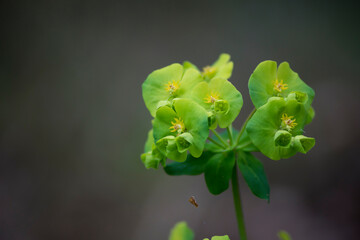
[202, 66, 216, 77]
[165, 80, 180, 95]
[273, 79, 288, 92]
[169, 117, 185, 134]
[204, 92, 220, 104]
[281, 113, 297, 131]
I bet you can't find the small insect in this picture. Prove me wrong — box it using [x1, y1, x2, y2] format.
[188, 196, 198, 207]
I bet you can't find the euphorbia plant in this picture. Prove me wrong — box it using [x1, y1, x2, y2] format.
[141, 54, 315, 239]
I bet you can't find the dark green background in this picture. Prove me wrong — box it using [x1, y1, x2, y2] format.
[1, 0, 359, 239]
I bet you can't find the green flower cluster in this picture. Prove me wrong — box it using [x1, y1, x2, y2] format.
[141, 54, 243, 168]
[141, 54, 315, 199]
[245, 61, 316, 160]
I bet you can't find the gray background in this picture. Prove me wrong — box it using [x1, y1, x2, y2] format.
[1, 0, 359, 239]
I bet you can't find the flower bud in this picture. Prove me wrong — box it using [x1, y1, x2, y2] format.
[293, 135, 315, 153]
[214, 100, 230, 114]
[156, 136, 175, 154]
[175, 133, 193, 153]
[274, 130, 292, 147]
[141, 147, 165, 169]
[287, 91, 308, 104]
[207, 112, 217, 129]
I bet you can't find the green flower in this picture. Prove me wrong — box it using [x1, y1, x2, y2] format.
[183, 53, 233, 81]
[153, 99, 209, 162]
[246, 97, 315, 160]
[191, 77, 243, 128]
[248, 61, 315, 123]
[140, 129, 166, 169]
[142, 64, 203, 117]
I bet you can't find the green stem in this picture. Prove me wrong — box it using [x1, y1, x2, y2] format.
[227, 125, 233, 147]
[211, 129, 229, 147]
[231, 157, 247, 240]
[236, 108, 256, 145]
[207, 137, 227, 149]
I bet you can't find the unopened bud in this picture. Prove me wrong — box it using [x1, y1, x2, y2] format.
[293, 135, 315, 153]
[274, 130, 292, 147]
[214, 100, 230, 114]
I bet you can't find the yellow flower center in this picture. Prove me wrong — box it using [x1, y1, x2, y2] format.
[204, 92, 220, 104]
[169, 117, 185, 134]
[273, 79, 288, 92]
[165, 80, 180, 94]
[281, 113, 297, 131]
[202, 66, 217, 77]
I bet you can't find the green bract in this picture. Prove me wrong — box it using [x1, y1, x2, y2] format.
[153, 99, 209, 162]
[183, 53, 233, 82]
[191, 77, 243, 128]
[246, 97, 315, 160]
[142, 64, 203, 117]
[248, 61, 315, 123]
[141, 129, 166, 169]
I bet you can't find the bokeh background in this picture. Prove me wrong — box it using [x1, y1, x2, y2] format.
[1, 0, 360, 239]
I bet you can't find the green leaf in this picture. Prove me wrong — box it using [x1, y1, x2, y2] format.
[277, 230, 292, 240]
[191, 78, 243, 128]
[238, 151, 270, 201]
[169, 221, 194, 240]
[203, 236, 231, 240]
[246, 97, 312, 160]
[183, 61, 200, 71]
[204, 151, 235, 195]
[248, 61, 315, 119]
[164, 151, 214, 176]
[142, 64, 203, 117]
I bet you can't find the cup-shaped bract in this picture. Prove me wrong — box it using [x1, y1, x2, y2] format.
[293, 135, 315, 153]
[248, 61, 315, 123]
[142, 64, 203, 117]
[153, 99, 209, 162]
[141, 129, 166, 169]
[246, 97, 315, 160]
[183, 53, 234, 82]
[274, 130, 292, 147]
[191, 78, 243, 128]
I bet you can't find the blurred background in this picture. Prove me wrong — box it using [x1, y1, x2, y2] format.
[1, 0, 360, 239]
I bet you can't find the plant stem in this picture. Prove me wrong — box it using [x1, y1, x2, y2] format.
[236, 108, 256, 145]
[231, 158, 247, 240]
[227, 125, 233, 147]
[211, 129, 229, 147]
[207, 137, 227, 149]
